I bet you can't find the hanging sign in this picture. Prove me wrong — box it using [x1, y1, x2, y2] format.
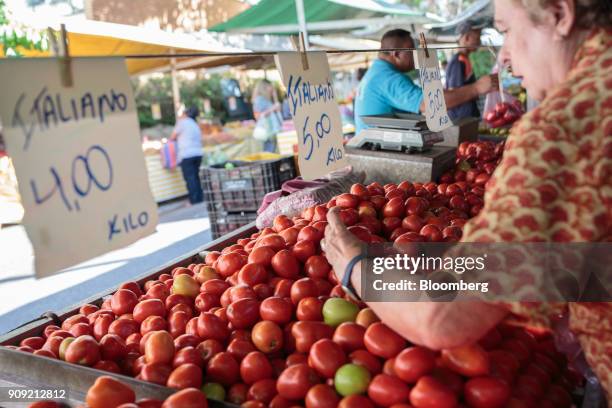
[414, 49, 452, 131]
[0, 57, 158, 278]
[275, 51, 346, 180]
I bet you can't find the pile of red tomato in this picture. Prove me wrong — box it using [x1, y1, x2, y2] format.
[484, 101, 523, 129]
[14, 141, 581, 408]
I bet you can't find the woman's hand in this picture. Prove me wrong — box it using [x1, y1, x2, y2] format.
[323, 207, 363, 283]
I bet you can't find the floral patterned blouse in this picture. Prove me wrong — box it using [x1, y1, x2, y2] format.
[461, 28, 612, 399]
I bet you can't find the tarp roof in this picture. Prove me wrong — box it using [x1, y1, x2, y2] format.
[2, 18, 251, 75]
[210, 0, 442, 34]
[426, 0, 493, 38]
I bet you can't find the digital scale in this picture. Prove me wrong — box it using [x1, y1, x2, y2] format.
[347, 113, 444, 153]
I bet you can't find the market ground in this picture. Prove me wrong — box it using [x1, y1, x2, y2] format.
[0, 200, 213, 335]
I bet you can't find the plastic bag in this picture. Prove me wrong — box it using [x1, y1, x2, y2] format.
[483, 60, 524, 128]
[483, 91, 523, 128]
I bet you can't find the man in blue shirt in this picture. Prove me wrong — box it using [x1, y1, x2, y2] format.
[445, 21, 484, 121]
[355, 29, 496, 134]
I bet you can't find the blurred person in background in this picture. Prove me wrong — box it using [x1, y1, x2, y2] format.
[445, 20, 485, 121]
[171, 106, 203, 205]
[252, 80, 283, 153]
[354, 29, 497, 134]
[325, 0, 612, 400]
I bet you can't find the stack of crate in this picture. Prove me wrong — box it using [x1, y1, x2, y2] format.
[201, 156, 297, 239]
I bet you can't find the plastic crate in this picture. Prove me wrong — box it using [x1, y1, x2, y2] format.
[202, 156, 296, 212]
[209, 210, 258, 239]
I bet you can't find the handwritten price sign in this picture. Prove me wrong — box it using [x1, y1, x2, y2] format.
[413, 49, 451, 132]
[0, 58, 158, 278]
[275, 52, 346, 180]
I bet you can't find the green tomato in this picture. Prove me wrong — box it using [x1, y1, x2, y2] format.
[201, 382, 226, 401]
[457, 160, 472, 171]
[323, 298, 359, 327]
[334, 363, 371, 396]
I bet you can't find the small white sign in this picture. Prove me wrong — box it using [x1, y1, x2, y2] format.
[151, 103, 162, 120]
[0, 57, 158, 278]
[414, 49, 452, 132]
[275, 51, 346, 180]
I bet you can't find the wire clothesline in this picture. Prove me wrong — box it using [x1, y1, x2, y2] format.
[114, 45, 497, 60]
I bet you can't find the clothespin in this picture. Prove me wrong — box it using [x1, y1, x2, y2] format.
[48, 24, 73, 87]
[291, 32, 309, 71]
[419, 32, 429, 58]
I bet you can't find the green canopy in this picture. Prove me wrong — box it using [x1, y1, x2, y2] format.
[210, 0, 438, 34]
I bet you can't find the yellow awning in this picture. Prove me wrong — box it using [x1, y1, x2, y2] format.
[3, 18, 250, 75]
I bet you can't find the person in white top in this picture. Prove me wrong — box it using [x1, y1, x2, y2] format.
[171, 106, 204, 204]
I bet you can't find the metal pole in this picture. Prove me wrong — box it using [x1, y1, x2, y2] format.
[170, 50, 180, 119]
[295, 0, 309, 48]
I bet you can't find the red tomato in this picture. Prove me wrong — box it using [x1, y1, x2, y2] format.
[297, 297, 323, 321]
[276, 363, 320, 400]
[252, 321, 283, 353]
[140, 316, 167, 336]
[108, 315, 138, 339]
[193, 293, 218, 313]
[145, 331, 175, 365]
[308, 339, 347, 378]
[201, 279, 230, 297]
[248, 246, 276, 267]
[349, 349, 382, 376]
[441, 344, 490, 377]
[215, 252, 247, 278]
[292, 321, 334, 353]
[93, 360, 122, 374]
[227, 298, 261, 329]
[92, 315, 114, 341]
[69, 323, 92, 337]
[80, 304, 100, 316]
[409, 376, 457, 408]
[173, 346, 204, 368]
[402, 215, 425, 233]
[298, 226, 323, 243]
[347, 225, 372, 242]
[86, 375, 135, 408]
[464, 377, 510, 408]
[33, 349, 57, 359]
[290, 278, 319, 305]
[364, 323, 406, 359]
[65, 335, 100, 366]
[196, 339, 224, 365]
[313, 278, 333, 297]
[228, 383, 249, 405]
[62, 314, 89, 331]
[339, 208, 360, 226]
[260, 297, 294, 324]
[241, 351, 274, 384]
[161, 388, 208, 408]
[368, 374, 411, 407]
[333, 323, 365, 353]
[100, 334, 127, 361]
[292, 240, 317, 263]
[257, 234, 287, 251]
[207, 352, 240, 386]
[166, 363, 203, 389]
[273, 279, 294, 298]
[271, 250, 300, 279]
[196, 312, 229, 341]
[227, 339, 256, 361]
[174, 334, 200, 350]
[279, 227, 300, 246]
[247, 379, 277, 404]
[287, 352, 309, 366]
[237, 263, 268, 287]
[338, 395, 375, 408]
[304, 255, 331, 279]
[146, 284, 171, 302]
[305, 384, 340, 408]
[168, 311, 190, 338]
[404, 197, 429, 216]
[394, 347, 436, 383]
[165, 294, 191, 311]
[336, 193, 360, 208]
[273, 215, 294, 232]
[382, 197, 405, 218]
[43, 324, 60, 338]
[111, 289, 139, 316]
[137, 398, 163, 408]
[419, 224, 443, 242]
[133, 299, 166, 323]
